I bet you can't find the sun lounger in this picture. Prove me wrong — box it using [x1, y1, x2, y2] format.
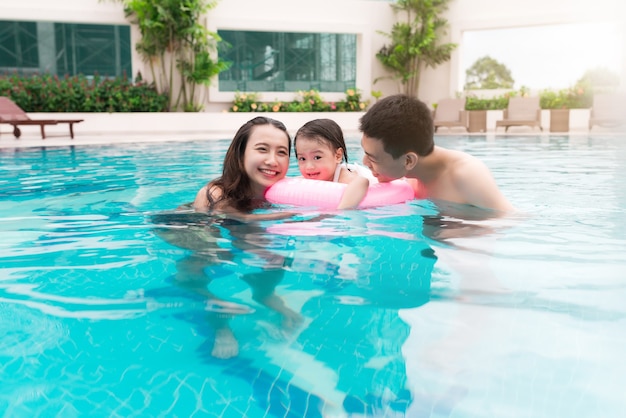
[589, 93, 626, 130]
[495, 97, 543, 132]
[0, 96, 83, 139]
[433, 98, 468, 132]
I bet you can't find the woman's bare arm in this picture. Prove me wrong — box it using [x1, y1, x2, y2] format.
[193, 185, 211, 211]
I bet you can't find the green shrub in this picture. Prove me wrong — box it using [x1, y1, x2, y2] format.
[539, 90, 566, 109]
[540, 87, 592, 109]
[334, 88, 367, 112]
[229, 88, 369, 112]
[0, 72, 169, 112]
[293, 89, 331, 112]
[465, 96, 507, 110]
[464, 90, 525, 110]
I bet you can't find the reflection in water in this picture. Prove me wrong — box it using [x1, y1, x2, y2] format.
[152, 211, 303, 360]
[151, 208, 438, 415]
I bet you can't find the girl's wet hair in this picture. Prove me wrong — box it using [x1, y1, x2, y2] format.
[207, 116, 291, 211]
[294, 118, 349, 163]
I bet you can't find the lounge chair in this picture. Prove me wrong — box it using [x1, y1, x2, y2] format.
[0, 96, 83, 139]
[495, 97, 543, 132]
[589, 93, 626, 130]
[433, 98, 468, 132]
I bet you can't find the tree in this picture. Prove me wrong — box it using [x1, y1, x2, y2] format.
[576, 67, 620, 92]
[376, 0, 457, 98]
[114, 0, 230, 111]
[464, 56, 514, 90]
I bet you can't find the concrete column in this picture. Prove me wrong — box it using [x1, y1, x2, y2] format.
[36, 22, 57, 75]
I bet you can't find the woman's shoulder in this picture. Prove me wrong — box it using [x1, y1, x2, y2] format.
[193, 183, 224, 211]
[192, 186, 210, 210]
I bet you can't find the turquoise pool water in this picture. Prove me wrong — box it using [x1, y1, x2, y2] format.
[1, 135, 625, 417]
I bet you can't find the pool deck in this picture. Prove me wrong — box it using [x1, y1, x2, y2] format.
[0, 112, 363, 149]
[1, 111, 623, 149]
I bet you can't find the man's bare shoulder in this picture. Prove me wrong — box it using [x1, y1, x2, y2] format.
[447, 150, 514, 212]
[451, 152, 491, 177]
[434, 148, 488, 184]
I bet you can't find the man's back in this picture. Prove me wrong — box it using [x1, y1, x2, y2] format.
[416, 146, 513, 212]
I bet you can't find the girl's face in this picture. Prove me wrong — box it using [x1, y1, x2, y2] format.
[295, 137, 343, 181]
[244, 124, 290, 196]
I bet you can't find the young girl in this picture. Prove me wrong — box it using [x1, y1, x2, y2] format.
[294, 118, 371, 209]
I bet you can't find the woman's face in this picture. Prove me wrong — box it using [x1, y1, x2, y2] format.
[243, 124, 290, 196]
[295, 137, 343, 181]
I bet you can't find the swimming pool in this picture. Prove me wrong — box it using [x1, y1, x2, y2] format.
[1, 134, 625, 417]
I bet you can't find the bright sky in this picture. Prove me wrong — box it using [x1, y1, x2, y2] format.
[461, 22, 624, 91]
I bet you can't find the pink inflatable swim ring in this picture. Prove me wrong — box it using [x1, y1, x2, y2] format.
[265, 177, 415, 209]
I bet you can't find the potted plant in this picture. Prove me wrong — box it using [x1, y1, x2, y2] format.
[375, 0, 457, 97]
[464, 95, 509, 132]
[540, 87, 592, 132]
[464, 96, 489, 132]
[540, 89, 569, 132]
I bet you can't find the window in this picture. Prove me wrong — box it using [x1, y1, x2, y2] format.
[218, 30, 356, 92]
[0, 21, 39, 73]
[0, 20, 132, 78]
[55, 23, 132, 77]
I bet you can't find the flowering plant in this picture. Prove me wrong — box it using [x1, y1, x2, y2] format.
[229, 88, 369, 112]
[231, 91, 264, 112]
[335, 88, 368, 111]
[295, 89, 331, 112]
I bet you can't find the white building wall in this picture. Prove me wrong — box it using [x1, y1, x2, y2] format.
[0, 0, 125, 24]
[1, 0, 624, 110]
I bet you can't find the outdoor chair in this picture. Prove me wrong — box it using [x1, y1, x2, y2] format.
[433, 98, 468, 132]
[495, 97, 543, 132]
[589, 93, 626, 130]
[0, 96, 83, 139]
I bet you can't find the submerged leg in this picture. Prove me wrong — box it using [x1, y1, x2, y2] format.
[243, 269, 303, 330]
[207, 313, 238, 359]
[175, 254, 241, 359]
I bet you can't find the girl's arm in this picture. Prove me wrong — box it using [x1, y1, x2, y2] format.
[337, 175, 369, 209]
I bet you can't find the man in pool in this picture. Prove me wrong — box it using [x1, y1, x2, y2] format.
[359, 94, 514, 213]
